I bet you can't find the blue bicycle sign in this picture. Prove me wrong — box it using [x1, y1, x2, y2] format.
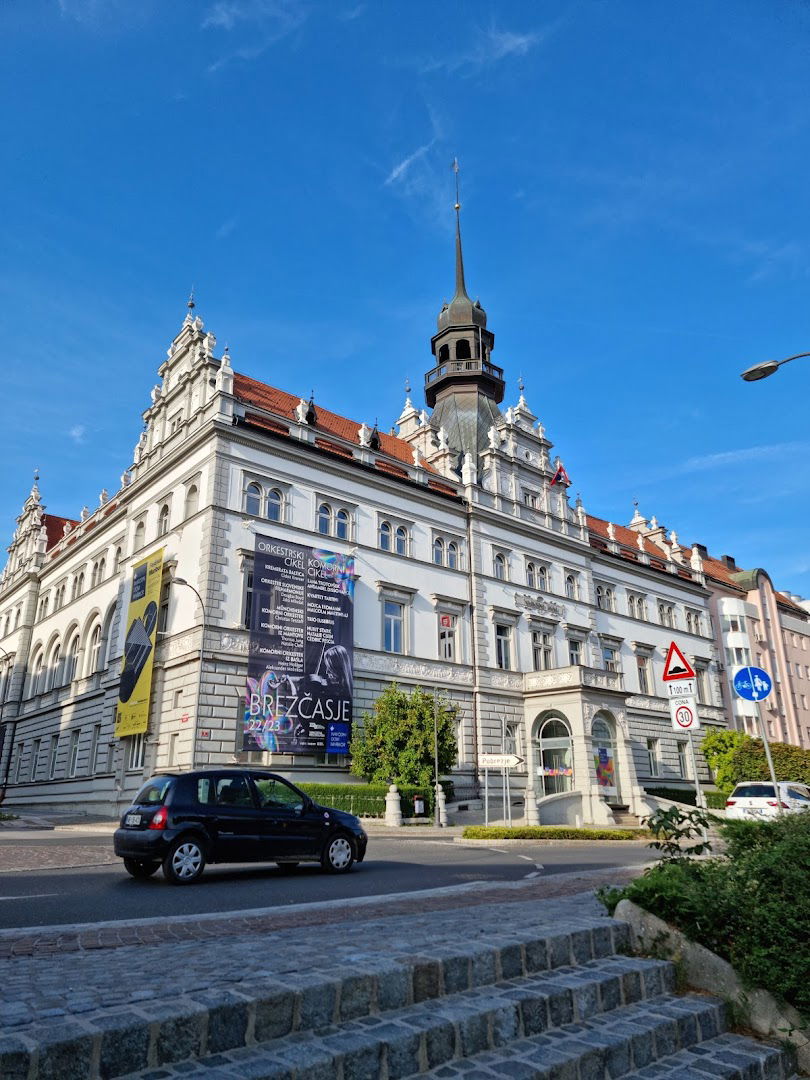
[732, 666, 772, 702]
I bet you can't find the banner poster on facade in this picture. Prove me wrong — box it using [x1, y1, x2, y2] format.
[593, 745, 617, 797]
[243, 536, 355, 755]
[115, 548, 164, 737]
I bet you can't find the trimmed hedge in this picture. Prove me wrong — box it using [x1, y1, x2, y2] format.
[726, 737, 810, 788]
[645, 787, 727, 810]
[297, 781, 453, 818]
[462, 825, 649, 841]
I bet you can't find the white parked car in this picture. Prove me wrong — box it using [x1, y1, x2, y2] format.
[725, 781, 810, 820]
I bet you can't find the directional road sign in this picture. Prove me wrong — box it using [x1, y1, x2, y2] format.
[669, 697, 700, 732]
[479, 753, 524, 770]
[732, 666, 772, 702]
[662, 641, 696, 682]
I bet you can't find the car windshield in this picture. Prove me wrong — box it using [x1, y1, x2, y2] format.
[133, 777, 173, 806]
[732, 784, 774, 799]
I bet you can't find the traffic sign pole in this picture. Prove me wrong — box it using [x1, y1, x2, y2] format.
[484, 768, 489, 827]
[687, 731, 709, 844]
[756, 702, 783, 816]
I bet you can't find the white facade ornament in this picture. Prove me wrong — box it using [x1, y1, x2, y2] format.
[690, 545, 704, 572]
[358, 423, 371, 447]
[120, 471, 131, 488]
[437, 426, 449, 450]
[412, 446, 424, 468]
[461, 452, 476, 485]
[80, 506, 90, 522]
[294, 398, 309, 424]
[636, 533, 646, 551]
[514, 593, 566, 618]
[487, 425, 500, 451]
[419, 409, 430, 427]
[607, 522, 616, 541]
[62, 521, 72, 536]
[150, 384, 162, 404]
[99, 489, 109, 506]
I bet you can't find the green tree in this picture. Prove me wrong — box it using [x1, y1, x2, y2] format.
[701, 729, 752, 792]
[349, 683, 457, 788]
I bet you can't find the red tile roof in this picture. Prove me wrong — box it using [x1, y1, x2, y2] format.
[42, 514, 78, 551]
[234, 372, 439, 475]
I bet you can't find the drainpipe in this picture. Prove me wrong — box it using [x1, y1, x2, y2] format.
[465, 501, 481, 797]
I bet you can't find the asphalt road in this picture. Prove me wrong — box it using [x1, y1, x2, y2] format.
[0, 833, 652, 930]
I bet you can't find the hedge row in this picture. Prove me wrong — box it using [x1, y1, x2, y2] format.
[462, 825, 649, 841]
[645, 787, 727, 810]
[723, 738, 810, 788]
[297, 781, 453, 818]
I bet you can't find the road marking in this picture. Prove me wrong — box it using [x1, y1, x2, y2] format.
[525, 871, 541, 879]
[0, 893, 59, 901]
[516, 854, 535, 862]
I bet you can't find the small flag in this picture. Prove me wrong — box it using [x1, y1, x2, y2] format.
[550, 463, 571, 487]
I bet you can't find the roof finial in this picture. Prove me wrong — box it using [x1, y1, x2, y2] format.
[187, 287, 195, 312]
[404, 376, 411, 395]
[452, 158, 469, 300]
[518, 374, 525, 393]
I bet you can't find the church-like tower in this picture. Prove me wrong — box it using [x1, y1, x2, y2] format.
[424, 193, 505, 459]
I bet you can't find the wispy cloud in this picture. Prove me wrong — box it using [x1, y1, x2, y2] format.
[679, 442, 809, 473]
[384, 142, 435, 187]
[417, 24, 545, 76]
[57, 0, 154, 29]
[215, 217, 238, 240]
[337, 4, 365, 21]
[202, 0, 307, 73]
[68, 425, 87, 445]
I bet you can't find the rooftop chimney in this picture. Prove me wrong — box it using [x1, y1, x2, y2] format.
[694, 543, 709, 559]
[721, 555, 736, 570]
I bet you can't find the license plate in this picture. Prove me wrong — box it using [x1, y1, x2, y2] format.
[125, 813, 142, 826]
[744, 808, 764, 817]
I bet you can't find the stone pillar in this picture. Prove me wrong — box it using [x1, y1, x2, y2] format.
[435, 783, 448, 827]
[385, 783, 402, 827]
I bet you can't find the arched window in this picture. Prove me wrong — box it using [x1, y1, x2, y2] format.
[184, 484, 199, 518]
[395, 526, 408, 556]
[534, 716, 574, 797]
[91, 562, 100, 588]
[335, 509, 350, 541]
[98, 557, 106, 582]
[266, 488, 282, 523]
[245, 482, 262, 516]
[29, 651, 44, 697]
[433, 538, 444, 565]
[596, 585, 604, 609]
[447, 541, 458, 569]
[87, 625, 102, 675]
[604, 588, 614, 612]
[537, 565, 547, 591]
[133, 521, 145, 550]
[157, 504, 170, 537]
[455, 338, 471, 360]
[47, 645, 61, 691]
[65, 634, 80, 682]
[493, 553, 506, 581]
[565, 574, 577, 600]
[438, 343, 450, 362]
[113, 547, 123, 575]
[628, 596, 636, 619]
[526, 562, 536, 589]
[591, 715, 618, 798]
[317, 503, 332, 535]
[379, 521, 392, 552]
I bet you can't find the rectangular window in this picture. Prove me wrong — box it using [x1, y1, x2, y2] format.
[438, 613, 457, 662]
[637, 654, 651, 694]
[157, 579, 171, 635]
[504, 721, 521, 756]
[532, 630, 553, 671]
[383, 600, 404, 654]
[105, 739, 115, 774]
[602, 645, 620, 673]
[127, 733, 145, 772]
[168, 732, 179, 767]
[174, 689, 183, 709]
[89, 724, 101, 775]
[49, 735, 60, 779]
[495, 624, 512, 670]
[646, 738, 660, 776]
[568, 639, 581, 666]
[14, 743, 24, 783]
[68, 730, 81, 777]
[522, 491, 538, 508]
[677, 741, 689, 778]
[696, 666, 710, 705]
[30, 738, 42, 781]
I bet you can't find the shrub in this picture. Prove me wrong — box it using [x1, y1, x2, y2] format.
[702, 728, 810, 791]
[603, 812, 810, 1023]
[462, 825, 649, 841]
[644, 787, 726, 810]
[296, 781, 454, 818]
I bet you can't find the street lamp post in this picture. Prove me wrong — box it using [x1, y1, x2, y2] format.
[740, 351, 810, 382]
[170, 578, 207, 771]
[433, 690, 447, 827]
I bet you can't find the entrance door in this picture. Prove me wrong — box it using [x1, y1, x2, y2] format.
[591, 716, 619, 801]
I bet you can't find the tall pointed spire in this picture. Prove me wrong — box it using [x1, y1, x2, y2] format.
[453, 159, 469, 301]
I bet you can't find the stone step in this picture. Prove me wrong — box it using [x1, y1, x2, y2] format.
[118, 991, 728, 1080]
[620, 1031, 793, 1080]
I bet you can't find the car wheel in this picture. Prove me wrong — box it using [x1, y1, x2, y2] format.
[163, 837, 206, 885]
[275, 862, 300, 873]
[321, 833, 355, 874]
[123, 858, 161, 879]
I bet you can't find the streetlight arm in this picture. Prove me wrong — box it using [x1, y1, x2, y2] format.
[741, 351, 810, 382]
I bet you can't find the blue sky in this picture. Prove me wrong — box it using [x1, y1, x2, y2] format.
[2, 0, 809, 595]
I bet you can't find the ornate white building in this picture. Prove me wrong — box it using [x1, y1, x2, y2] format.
[0, 219, 733, 821]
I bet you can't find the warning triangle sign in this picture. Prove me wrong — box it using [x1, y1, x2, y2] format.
[662, 641, 696, 682]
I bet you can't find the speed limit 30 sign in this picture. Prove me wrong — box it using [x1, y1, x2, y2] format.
[669, 696, 700, 732]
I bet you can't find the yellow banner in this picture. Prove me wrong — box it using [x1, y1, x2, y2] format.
[115, 548, 164, 737]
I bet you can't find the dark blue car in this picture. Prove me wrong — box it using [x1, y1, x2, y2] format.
[113, 769, 368, 884]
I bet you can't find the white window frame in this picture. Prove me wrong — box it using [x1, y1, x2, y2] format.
[495, 623, 513, 670]
[68, 730, 81, 777]
[564, 571, 579, 600]
[646, 737, 660, 777]
[377, 583, 415, 656]
[127, 733, 146, 772]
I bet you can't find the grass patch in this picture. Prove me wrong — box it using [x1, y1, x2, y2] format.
[0, 812, 18, 822]
[462, 825, 649, 841]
